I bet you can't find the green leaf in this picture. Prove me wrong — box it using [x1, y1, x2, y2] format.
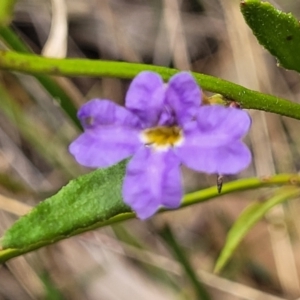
[1, 173, 300, 263]
[241, 0, 300, 73]
[0, 160, 132, 255]
[214, 188, 300, 273]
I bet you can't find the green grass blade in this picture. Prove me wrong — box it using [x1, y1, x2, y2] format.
[214, 187, 300, 274]
[160, 225, 211, 300]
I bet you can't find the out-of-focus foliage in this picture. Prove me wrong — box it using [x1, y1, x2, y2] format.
[0, 0, 17, 26]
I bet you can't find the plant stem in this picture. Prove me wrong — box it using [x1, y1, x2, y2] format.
[0, 50, 299, 120]
[0, 28, 81, 128]
[1, 173, 300, 263]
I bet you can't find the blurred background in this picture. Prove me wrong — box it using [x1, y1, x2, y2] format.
[1, 0, 300, 299]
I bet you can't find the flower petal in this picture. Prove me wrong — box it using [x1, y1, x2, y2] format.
[175, 141, 251, 174]
[78, 99, 141, 129]
[125, 71, 165, 127]
[123, 147, 182, 219]
[163, 72, 201, 125]
[174, 106, 251, 174]
[181, 106, 251, 149]
[69, 126, 140, 168]
[195, 105, 251, 141]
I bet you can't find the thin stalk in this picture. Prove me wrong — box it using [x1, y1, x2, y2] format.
[1, 173, 300, 263]
[160, 225, 211, 300]
[0, 50, 299, 120]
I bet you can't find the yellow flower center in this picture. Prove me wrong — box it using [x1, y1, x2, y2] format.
[142, 126, 183, 148]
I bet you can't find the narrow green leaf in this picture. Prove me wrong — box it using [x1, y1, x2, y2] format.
[0, 160, 131, 251]
[214, 188, 300, 273]
[241, 0, 300, 73]
[1, 173, 300, 263]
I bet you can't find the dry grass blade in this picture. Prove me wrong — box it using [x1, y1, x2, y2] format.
[0, 194, 32, 216]
[42, 0, 68, 57]
[80, 233, 287, 300]
[154, 0, 190, 69]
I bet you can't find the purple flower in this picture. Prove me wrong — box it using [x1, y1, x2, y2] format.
[69, 72, 251, 219]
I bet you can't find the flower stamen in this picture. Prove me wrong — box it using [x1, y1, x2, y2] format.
[142, 126, 183, 148]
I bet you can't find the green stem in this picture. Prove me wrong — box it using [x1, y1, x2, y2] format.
[1, 173, 300, 263]
[0, 28, 81, 128]
[0, 50, 299, 120]
[181, 174, 300, 206]
[160, 225, 211, 300]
